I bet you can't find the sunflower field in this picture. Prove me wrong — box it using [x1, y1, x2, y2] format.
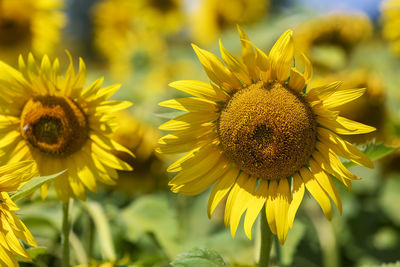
[1, 0, 400, 266]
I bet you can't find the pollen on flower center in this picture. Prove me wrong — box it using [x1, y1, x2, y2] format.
[20, 95, 89, 156]
[217, 81, 317, 179]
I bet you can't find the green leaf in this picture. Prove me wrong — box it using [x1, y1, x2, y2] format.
[83, 201, 116, 261]
[344, 143, 399, 168]
[27, 247, 47, 260]
[10, 171, 65, 202]
[121, 194, 180, 259]
[171, 247, 226, 267]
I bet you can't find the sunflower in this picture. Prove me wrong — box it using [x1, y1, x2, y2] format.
[310, 69, 386, 144]
[109, 111, 168, 194]
[0, 161, 38, 266]
[136, 0, 184, 35]
[0, 52, 133, 202]
[0, 0, 65, 63]
[91, 0, 167, 80]
[191, 0, 268, 45]
[381, 0, 400, 56]
[158, 26, 376, 244]
[293, 13, 372, 72]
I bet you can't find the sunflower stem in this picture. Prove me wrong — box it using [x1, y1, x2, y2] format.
[62, 200, 70, 267]
[259, 205, 273, 267]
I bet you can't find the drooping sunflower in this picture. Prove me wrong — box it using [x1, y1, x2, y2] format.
[0, 161, 38, 266]
[109, 111, 168, 194]
[0, 52, 133, 202]
[91, 0, 167, 80]
[310, 69, 387, 144]
[381, 0, 400, 56]
[158, 26, 375, 244]
[0, 0, 66, 63]
[293, 13, 372, 72]
[191, 0, 268, 45]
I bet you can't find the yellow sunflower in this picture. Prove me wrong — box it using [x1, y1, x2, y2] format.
[0, 0, 66, 63]
[158, 26, 376, 244]
[0, 52, 133, 202]
[136, 0, 184, 34]
[109, 111, 168, 194]
[381, 0, 400, 56]
[191, 0, 268, 45]
[91, 0, 167, 80]
[294, 13, 372, 72]
[0, 161, 38, 266]
[310, 69, 386, 144]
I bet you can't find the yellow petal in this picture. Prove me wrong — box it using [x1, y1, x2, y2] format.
[157, 131, 217, 154]
[207, 167, 240, 218]
[318, 127, 373, 168]
[269, 30, 294, 81]
[229, 174, 256, 238]
[288, 67, 306, 92]
[287, 173, 304, 228]
[315, 142, 360, 181]
[299, 167, 333, 220]
[323, 88, 366, 109]
[167, 142, 218, 172]
[159, 111, 217, 131]
[168, 150, 222, 185]
[306, 81, 343, 102]
[159, 97, 217, 112]
[219, 39, 251, 85]
[171, 158, 230, 196]
[265, 180, 277, 234]
[168, 80, 228, 101]
[317, 115, 376, 135]
[91, 141, 132, 171]
[309, 158, 342, 214]
[274, 178, 291, 244]
[243, 180, 268, 239]
[192, 44, 242, 91]
[237, 25, 258, 82]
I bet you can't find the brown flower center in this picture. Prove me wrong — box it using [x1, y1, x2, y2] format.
[217, 81, 317, 180]
[20, 95, 88, 156]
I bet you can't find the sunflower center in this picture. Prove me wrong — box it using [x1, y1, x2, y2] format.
[20, 95, 88, 156]
[217, 81, 317, 180]
[0, 17, 31, 46]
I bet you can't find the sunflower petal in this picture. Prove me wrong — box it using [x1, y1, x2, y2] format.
[192, 44, 242, 91]
[159, 97, 217, 112]
[168, 80, 228, 101]
[287, 173, 305, 228]
[269, 30, 294, 81]
[323, 88, 366, 109]
[219, 40, 251, 85]
[207, 167, 240, 218]
[300, 167, 332, 220]
[244, 179, 268, 239]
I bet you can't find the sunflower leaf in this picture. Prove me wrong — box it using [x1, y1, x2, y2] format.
[171, 247, 227, 267]
[343, 143, 399, 168]
[10, 171, 65, 202]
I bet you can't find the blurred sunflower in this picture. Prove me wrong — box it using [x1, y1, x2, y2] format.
[0, 0, 65, 63]
[136, 0, 184, 34]
[381, 0, 400, 56]
[0, 161, 38, 266]
[0, 52, 133, 202]
[294, 13, 372, 72]
[109, 112, 168, 194]
[91, 0, 167, 80]
[158, 26, 375, 244]
[191, 0, 268, 45]
[310, 70, 387, 144]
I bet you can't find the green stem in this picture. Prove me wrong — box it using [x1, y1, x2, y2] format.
[259, 205, 273, 267]
[62, 201, 70, 267]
